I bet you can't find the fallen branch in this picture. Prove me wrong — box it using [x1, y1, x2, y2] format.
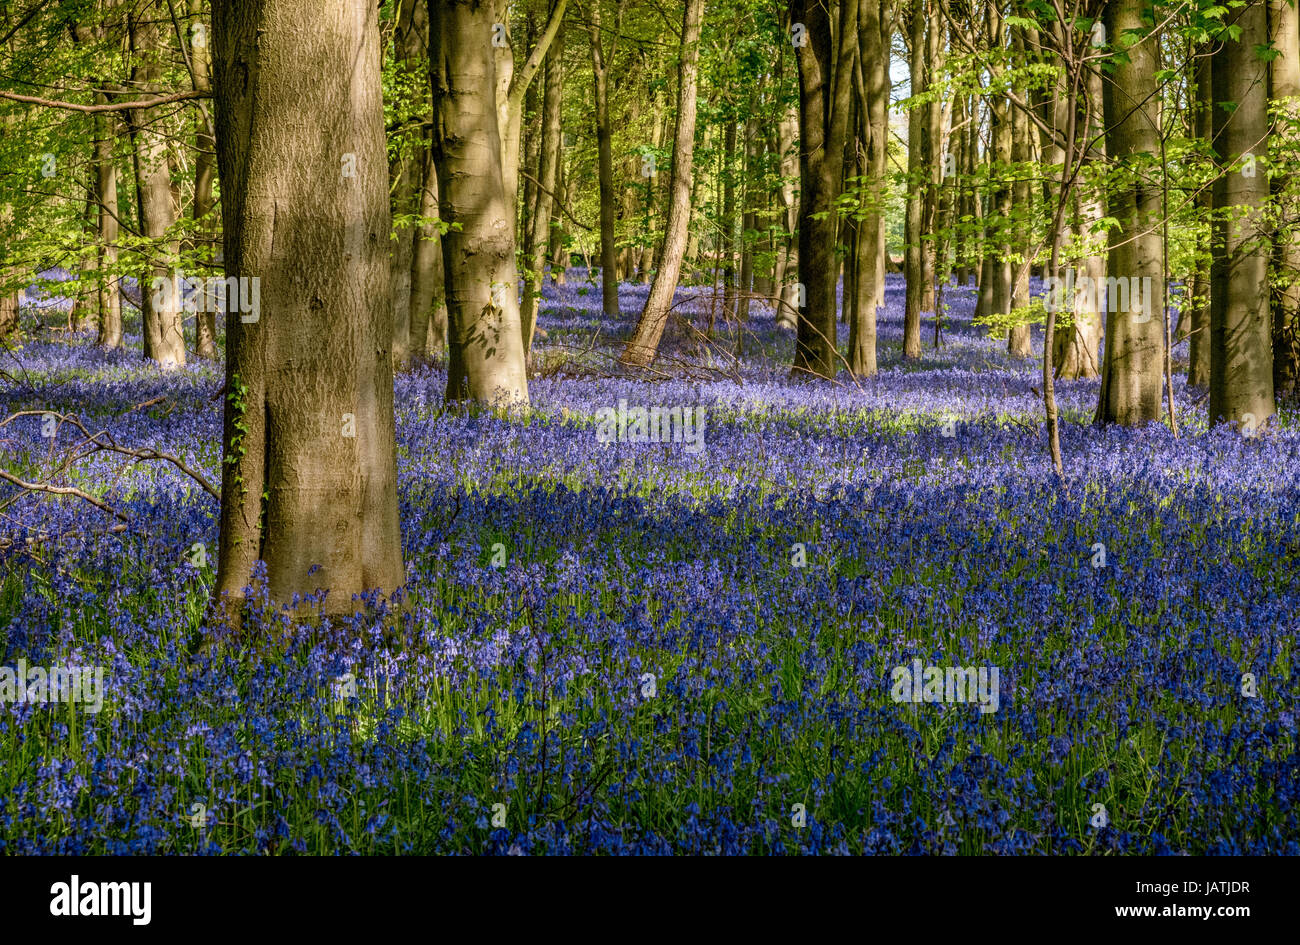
[0, 468, 128, 521]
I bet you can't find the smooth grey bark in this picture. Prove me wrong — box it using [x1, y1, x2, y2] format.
[590, 0, 621, 317]
[903, 0, 925, 357]
[620, 0, 705, 366]
[521, 23, 564, 352]
[127, 4, 185, 367]
[1209, 0, 1275, 427]
[1095, 0, 1166, 426]
[849, 0, 887, 377]
[1270, 0, 1300, 399]
[1007, 27, 1033, 359]
[431, 0, 530, 406]
[211, 0, 405, 615]
[1186, 47, 1212, 389]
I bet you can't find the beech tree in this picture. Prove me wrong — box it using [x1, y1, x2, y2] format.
[1209, 0, 1275, 428]
[789, 0, 856, 380]
[620, 0, 705, 367]
[211, 0, 404, 613]
[430, 0, 531, 407]
[1095, 0, 1166, 426]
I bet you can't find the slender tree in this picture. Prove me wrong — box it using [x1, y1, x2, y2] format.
[620, 0, 706, 367]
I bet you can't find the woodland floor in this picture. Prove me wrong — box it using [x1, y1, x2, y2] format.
[0, 270, 1296, 853]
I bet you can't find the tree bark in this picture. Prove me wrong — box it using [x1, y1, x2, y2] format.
[790, 0, 857, 379]
[190, 0, 218, 360]
[127, 4, 185, 368]
[1209, 0, 1275, 427]
[1095, 0, 1166, 426]
[211, 0, 404, 615]
[1186, 46, 1212, 388]
[389, 0, 423, 369]
[590, 0, 621, 317]
[432, 0, 531, 406]
[521, 22, 564, 351]
[903, 0, 926, 357]
[1270, 0, 1300, 399]
[93, 100, 123, 349]
[619, 0, 705, 366]
[1007, 25, 1033, 358]
[850, 0, 886, 377]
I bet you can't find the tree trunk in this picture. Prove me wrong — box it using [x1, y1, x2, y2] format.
[790, 0, 857, 379]
[987, 6, 1013, 333]
[549, 155, 568, 284]
[1186, 46, 1212, 388]
[1095, 0, 1166, 426]
[405, 0, 445, 361]
[389, 0, 424, 369]
[620, 0, 706, 366]
[432, 0, 531, 407]
[722, 119, 737, 317]
[591, 2, 620, 317]
[1007, 27, 1033, 358]
[128, 5, 185, 368]
[1054, 61, 1105, 380]
[1270, 0, 1300, 400]
[211, 0, 404, 615]
[93, 100, 123, 349]
[774, 99, 799, 326]
[1209, 0, 1275, 427]
[920, 0, 943, 316]
[903, 0, 925, 357]
[850, 0, 886, 377]
[521, 23, 564, 352]
[409, 139, 448, 359]
[190, 0, 218, 360]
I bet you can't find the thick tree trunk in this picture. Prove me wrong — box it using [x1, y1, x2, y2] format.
[1270, 0, 1300, 399]
[790, 0, 857, 379]
[432, 0, 530, 406]
[619, 0, 705, 366]
[1095, 0, 1166, 426]
[211, 0, 404, 615]
[1209, 0, 1275, 427]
